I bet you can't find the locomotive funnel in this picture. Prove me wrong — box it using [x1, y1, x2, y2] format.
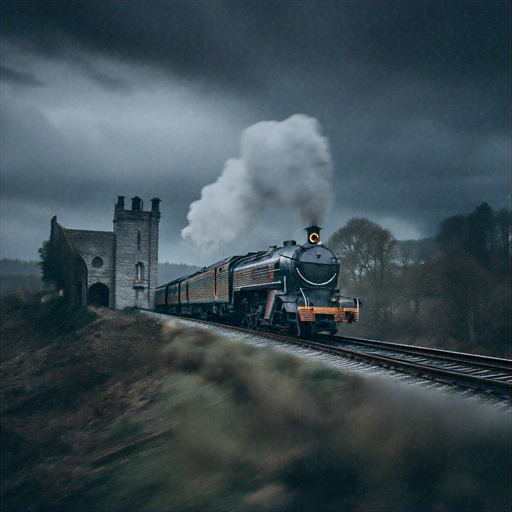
[305, 225, 321, 244]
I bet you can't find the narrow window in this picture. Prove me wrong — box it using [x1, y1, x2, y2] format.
[136, 262, 144, 283]
[137, 231, 141, 250]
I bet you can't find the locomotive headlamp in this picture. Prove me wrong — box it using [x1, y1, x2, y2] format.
[309, 232, 320, 244]
[305, 225, 321, 245]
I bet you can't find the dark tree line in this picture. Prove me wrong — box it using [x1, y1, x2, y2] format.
[328, 203, 511, 358]
[433, 203, 510, 355]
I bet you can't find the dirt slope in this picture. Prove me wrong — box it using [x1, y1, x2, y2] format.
[1, 291, 167, 510]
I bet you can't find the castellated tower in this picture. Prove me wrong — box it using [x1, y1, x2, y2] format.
[113, 196, 161, 309]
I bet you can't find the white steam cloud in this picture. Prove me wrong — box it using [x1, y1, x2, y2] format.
[181, 114, 334, 250]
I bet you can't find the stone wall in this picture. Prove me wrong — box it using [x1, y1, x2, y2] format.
[49, 218, 88, 307]
[113, 207, 160, 309]
[47, 196, 160, 310]
[63, 229, 115, 308]
[148, 209, 160, 309]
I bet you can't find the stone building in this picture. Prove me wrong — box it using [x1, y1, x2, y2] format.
[48, 196, 160, 309]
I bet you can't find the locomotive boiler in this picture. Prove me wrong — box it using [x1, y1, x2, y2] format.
[155, 226, 360, 335]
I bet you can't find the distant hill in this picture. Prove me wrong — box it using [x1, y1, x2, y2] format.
[0, 258, 199, 293]
[1, 275, 44, 294]
[1, 259, 42, 294]
[1, 259, 41, 276]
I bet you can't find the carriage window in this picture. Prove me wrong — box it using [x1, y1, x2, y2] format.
[135, 262, 144, 282]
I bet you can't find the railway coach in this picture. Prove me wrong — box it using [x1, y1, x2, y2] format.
[155, 226, 361, 336]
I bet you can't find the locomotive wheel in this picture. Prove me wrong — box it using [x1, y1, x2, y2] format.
[244, 304, 261, 330]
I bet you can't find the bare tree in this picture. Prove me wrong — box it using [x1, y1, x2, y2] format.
[328, 218, 396, 288]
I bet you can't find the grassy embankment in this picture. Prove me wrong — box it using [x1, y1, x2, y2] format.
[1, 290, 510, 511]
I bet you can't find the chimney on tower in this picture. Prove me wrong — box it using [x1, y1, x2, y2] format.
[131, 196, 143, 211]
[151, 197, 161, 213]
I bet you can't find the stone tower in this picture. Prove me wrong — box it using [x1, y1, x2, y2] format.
[113, 196, 161, 309]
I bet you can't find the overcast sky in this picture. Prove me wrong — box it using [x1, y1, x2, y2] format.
[1, 1, 510, 265]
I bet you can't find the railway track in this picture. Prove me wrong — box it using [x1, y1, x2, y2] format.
[316, 333, 511, 397]
[144, 312, 511, 404]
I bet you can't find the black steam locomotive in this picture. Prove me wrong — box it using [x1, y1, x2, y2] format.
[155, 226, 361, 336]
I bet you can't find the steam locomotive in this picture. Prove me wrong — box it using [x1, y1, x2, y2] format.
[155, 226, 361, 336]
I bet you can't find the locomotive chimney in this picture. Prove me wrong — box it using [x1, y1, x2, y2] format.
[305, 225, 321, 245]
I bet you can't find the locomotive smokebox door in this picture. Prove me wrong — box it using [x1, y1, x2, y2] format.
[305, 225, 321, 245]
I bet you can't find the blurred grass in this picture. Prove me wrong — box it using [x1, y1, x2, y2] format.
[98, 320, 511, 512]
[2, 292, 510, 511]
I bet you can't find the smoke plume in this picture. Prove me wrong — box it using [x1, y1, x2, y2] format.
[181, 114, 334, 250]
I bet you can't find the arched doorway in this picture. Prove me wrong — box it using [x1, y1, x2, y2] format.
[87, 283, 110, 307]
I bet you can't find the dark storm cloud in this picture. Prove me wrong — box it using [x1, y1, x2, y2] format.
[1, 1, 510, 262]
[3, 2, 509, 86]
[75, 59, 132, 94]
[1, 1, 262, 91]
[1, 66, 45, 87]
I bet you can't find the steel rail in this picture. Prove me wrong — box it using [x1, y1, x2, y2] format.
[318, 334, 511, 370]
[143, 312, 511, 398]
[281, 337, 511, 397]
